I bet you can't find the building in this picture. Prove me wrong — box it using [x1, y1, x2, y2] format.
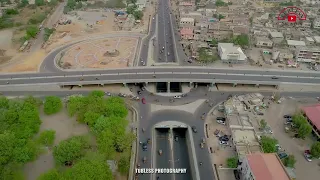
[180, 11, 202, 22]
[305, 37, 315, 45]
[218, 43, 247, 63]
[287, 40, 306, 48]
[269, 31, 284, 44]
[295, 46, 320, 62]
[255, 37, 273, 48]
[313, 18, 320, 29]
[301, 21, 312, 28]
[232, 26, 249, 36]
[238, 153, 291, 180]
[178, 2, 195, 11]
[179, 17, 195, 29]
[136, 0, 147, 11]
[180, 28, 194, 40]
[302, 104, 320, 138]
[314, 36, 320, 44]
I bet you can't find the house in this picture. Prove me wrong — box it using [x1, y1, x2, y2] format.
[301, 20, 312, 28]
[178, 2, 195, 11]
[313, 18, 320, 29]
[314, 36, 320, 44]
[269, 31, 284, 44]
[287, 40, 306, 48]
[232, 26, 249, 36]
[180, 28, 194, 40]
[305, 37, 315, 45]
[218, 43, 247, 64]
[296, 46, 320, 63]
[136, 0, 147, 11]
[179, 17, 195, 29]
[278, 50, 294, 62]
[302, 104, 320, 138]
[238, 153, 291, 180]
[255, 37, 273, 48]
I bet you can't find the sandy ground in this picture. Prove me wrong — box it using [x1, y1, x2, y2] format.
[23, 107, 89, 180]
[60, 37, 138, 69]
[0, 50, 46, 72]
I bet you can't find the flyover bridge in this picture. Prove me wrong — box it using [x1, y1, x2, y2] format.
[1, 67, 320, 87]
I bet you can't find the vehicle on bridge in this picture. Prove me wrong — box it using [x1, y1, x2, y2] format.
[159, 149, 162, 155]
[147, 138, 151, 144]
[142, 156, 147, 163]
[192, 126, 197, 133]
[200, 143, 204, 149]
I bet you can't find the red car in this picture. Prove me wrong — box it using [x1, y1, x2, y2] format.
[142, 98, 146, 104]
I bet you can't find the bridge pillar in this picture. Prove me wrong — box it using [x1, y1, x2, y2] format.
[123, 83, 127, 87]
[275, 85, 279, 89]
[189, 82, 193, 87]
[167, 82, 170, 93]
[255, 84, 259, 88]
[100, 84, 104, 86]
[145, 82, 148, 86]
[210, 83, 215, 87]
[78, 85, 82, 87]
[233, 83, 237, 87]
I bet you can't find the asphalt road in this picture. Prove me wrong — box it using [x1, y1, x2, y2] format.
[155, 129, 171, 180]
[156, 0, 175, 63]
[3, 70, 320, 86]
[173, 129, 192, 180]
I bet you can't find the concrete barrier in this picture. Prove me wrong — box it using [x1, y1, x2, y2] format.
[186, 127, 201, 180]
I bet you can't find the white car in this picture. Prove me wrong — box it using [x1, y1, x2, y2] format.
[219, 141, 229, 145]
[217, 120, 226, 125]
[173, 95, 181, 99]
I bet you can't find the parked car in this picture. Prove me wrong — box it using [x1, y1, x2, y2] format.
[275, 144, 282, 151]
[200, 143, 204, 148]
[283, 115, 292, 118]
[192, 126, 197, 133]
[219, 135, 229, 142]
[304, 150, 312, 162]
[201, 138, 206, 144]
[216, 117, 226, 121]
[105, 92, 111, 96]
[277, 152, 288, 159]
[175, 136, 178, 141]
[174, 95, 181, 99]
[142, 98, 146, 104]
[217, 120, 226, 125]
[159, 149, 162, 155]
[219, 141, 229, 145]
[137, 91, 141, 95]
[118, 93, 126, 97]
[214, 129, 220, 137]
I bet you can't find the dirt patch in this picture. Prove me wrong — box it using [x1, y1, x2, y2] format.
[0, 50, 46, 72]
[59, 37, 138, 69]
[23, 107, 89, 180]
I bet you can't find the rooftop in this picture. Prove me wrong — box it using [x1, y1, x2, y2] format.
[228, 114, 254, 129]
[314, 36, 320, 43]
[269, 31, 284, 38]
[302, 104, 320, 131]
[180, 17, 195, 23]
[287, 40, 306, 46]
[246, 153, 291, 180]
[180, 28, 193, 35]
[232, 129, 259, 146]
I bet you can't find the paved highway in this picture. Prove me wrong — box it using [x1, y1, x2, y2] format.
[155, 129, 171, 179]
[156, 0, 175, 63]
[3, 69, 320, 86]
[173, 129, 192, 180]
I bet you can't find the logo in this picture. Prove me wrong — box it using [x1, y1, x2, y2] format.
[277, 6, 306, 22]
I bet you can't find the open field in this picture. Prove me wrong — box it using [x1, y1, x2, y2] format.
[59, 37, 138, 69]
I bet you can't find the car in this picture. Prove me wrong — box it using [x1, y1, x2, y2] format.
[105, 92, 111, 96]
[142, 156, 147, 163]
[118, 93, 126, 97]
[201, 138, 205, 143]
[214, 129, 220, 136]
[277, 152, 288, 159]
[271, 76, 279, 79]
[141, 87, 145, 91]
[219, 141, 229, 145]
[216, 117, 226, 121]
[181, 93, 187, 97]
[137, 91, 141, 95]
[200, 143, 204, 148]
[142, 62, 146, 66]
[283, 115, 292, 118]
[275, 144, 282, 151]
[304, 150, 312, 162]
[142, 143, 147, 151]
[217, 120, 226, 125]
[174, 95, 181, 99]
[147, 138, 151, 144]
[142, 98, 146, 104]
[167, 52, 170, 56]
[187, 60, 192, 63]
[192, 126, 197, 133]
[175, 136, 178, 141]
[219, 136, 229, 142]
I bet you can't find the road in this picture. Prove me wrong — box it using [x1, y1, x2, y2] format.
[173, 128, 192, 180]
[3, 68, 320, 86]
[156, 0, 175, 63]
[155, 129, 171, 180]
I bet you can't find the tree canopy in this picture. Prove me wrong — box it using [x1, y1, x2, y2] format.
[310, 142, 320, 159]
[260, 136, 278, 153]
[37, 130, 56, 147]
[226, 156, 238, 168]
[44, 96, 63, 115]
[282, 155, 296, 168]
[292, 113, 312, 138]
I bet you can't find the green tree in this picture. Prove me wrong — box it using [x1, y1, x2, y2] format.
[44, 28, 55, 42]
[282, 155, 296, 168]
[227, 156, 238, 168]
[0, 131, 16, 165]
[96, 130, 116, 158]
[24, 96, 42, 107]
[25, 26, 39, 39]
[233, 34, 249, 47]
[215, 0, 226, 6]
[126, 5, 136, 14]
[0, 162, 24, 180]
[260, 136, 278, 153]
[118, 152, 130, 175]
[37, 169, 60, 180]
[53, 136, 89, 166]
[44, 96, 63, 115]
[133, 10, 143, 20]
[292, 113, 306, 128]
[49, 0, 58, 6]
[61, 153, 113, 180]
[310, 142, 320, 159]
[209, 39, 218, 46]
[198, 48, 217, 63]
[260, 119, 267, 129]
[297, 123, 312, 139]
[28, 13, 46, 24]
[0, 96, 9, 108]
[75, 2, 82, 9]
[38, 130, 56, 147]
[35, 0, 45, 6]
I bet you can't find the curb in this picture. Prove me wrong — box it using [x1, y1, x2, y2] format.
[126, 103, 139, 180]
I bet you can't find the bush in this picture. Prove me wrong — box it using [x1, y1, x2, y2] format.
[5, 9, 19, 15]
[227, 156, 238, 168]
[282, 155, 296, 168]
[43, 28, 55, 41]
[260, 136, 278, 153]
[29, 13, 46, 24]
[44, 96, 63, 115]
[38, 130, 56, 147]
[25, 26, 39, 40]
[310, 142, 320, 159]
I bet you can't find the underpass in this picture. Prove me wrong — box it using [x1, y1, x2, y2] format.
[173, 128, 192, 180]
[155, 128, 171, 180]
